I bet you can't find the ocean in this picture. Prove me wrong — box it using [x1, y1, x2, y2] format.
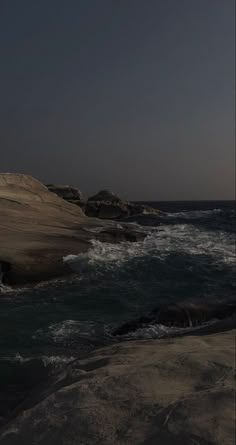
[0, 200, 235, 422]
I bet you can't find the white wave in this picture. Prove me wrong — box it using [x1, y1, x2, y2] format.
[0, 283, 15, 294]
[64, 224, 235, 272]
[34, 320, 97, 344]
[0, 352, 75, 367]
[41, 355, 75, 367]
[165, 209, 223, 219]
[121, 320, 216, 340]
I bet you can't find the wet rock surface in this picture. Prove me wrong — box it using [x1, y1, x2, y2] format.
[112, 301, 236, 336]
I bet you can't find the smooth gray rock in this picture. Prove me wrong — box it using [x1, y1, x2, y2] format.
[0, 330, 235, 445]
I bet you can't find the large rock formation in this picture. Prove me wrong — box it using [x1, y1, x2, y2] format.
[0, 174, 145, 285]
[85, 190, 161, 219]
[46, 185, 161, 220]
[0, 329, 235, 444]
[85, 191, 160, 220]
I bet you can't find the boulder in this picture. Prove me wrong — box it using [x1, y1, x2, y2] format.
[84, 190, 161, 220]
[0, 329, 235, 444]
[47, 185, 83, 201]
[0, 174, 146, 285]
[88, 189, 122, 203]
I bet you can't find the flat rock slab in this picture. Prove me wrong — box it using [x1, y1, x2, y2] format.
[0, 329, 235, 444]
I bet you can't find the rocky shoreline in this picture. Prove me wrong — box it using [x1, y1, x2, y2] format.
[0, 174, 146, 285]
[0, 173, 235, 444]
[0, 328, 235, 444]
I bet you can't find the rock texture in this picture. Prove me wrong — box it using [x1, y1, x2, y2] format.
[113, 301, 236, 335]
[46, 185, 161, 220]
[0, 174, 145, 285]
[47, 185, 83, 202]
[88, 189, 122, 203]
[0, 329, 235, 445]
[85, 190, 161, 220]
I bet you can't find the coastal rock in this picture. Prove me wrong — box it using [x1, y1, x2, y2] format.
[0, 173, 146, 285]
[112, 301, 236, 335]
[0, 330, 235, 444]
[45, 186, 161, 220]
[47, 184, 83, 201]
[88, 189, 122, 203]
[85, 190, 161, 220]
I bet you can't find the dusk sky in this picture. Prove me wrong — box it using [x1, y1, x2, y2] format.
[0, 0, 235, 200]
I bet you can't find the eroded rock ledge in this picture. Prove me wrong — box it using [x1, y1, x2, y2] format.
[0, 173, 146, 285]
[0, 329, 235, 444]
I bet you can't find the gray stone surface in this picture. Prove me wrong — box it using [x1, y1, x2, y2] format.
[0, 330, 235, 445]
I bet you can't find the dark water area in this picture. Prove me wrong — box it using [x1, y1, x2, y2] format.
[0, 200, 235, 421]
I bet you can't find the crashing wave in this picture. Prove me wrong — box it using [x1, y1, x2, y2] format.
[63, 224, 236, 274]
[0, 353, 75, 368]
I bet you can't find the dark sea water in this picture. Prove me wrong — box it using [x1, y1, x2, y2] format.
[0, 200, 235, 421]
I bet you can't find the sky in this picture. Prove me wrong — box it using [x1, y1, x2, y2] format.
[0, 0, 235, 200]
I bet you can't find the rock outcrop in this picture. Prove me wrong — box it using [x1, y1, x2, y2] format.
[85, 191, 161, 220]
[88, 189, 122, 203]
[47, 184, 83, 202]
[85, 190, 161, 219]
[46, 185, 161, 220]
[0, 329, 235, 444]
[112, 300, 236, 335]
[0, 174, 145, 285]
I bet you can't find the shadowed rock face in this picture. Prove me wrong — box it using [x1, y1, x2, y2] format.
[0, 174, 146, 285]
[47, 184, 83, 201]
[0, 330, 235, 444]
[88, 189, 122, 203]
[85, 190, 161, 220]
[112, 301, 236, 335]
[47, 186, 161, 220]
[0, 261, 11, 284]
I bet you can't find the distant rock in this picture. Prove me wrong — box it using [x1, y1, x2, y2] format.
[85, 190, 161, 220]
[0, 174, 146, 285]
[47, 184, 83, 201]
[88, 189, 122, 203]
[45, 186, 161, 221]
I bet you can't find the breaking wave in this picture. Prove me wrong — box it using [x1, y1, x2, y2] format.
[64, 224, 235, 272]
[165, 208, 223, 219]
